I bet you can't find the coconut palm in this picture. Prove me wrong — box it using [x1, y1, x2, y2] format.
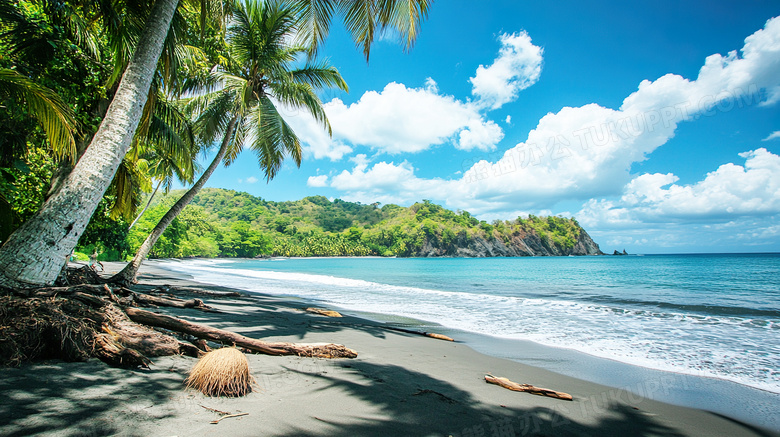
[0, 0, 431, 288]
[111, 0, 348, 284]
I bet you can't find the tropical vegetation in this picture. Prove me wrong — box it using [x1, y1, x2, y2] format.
[108, 188, 589, 260]
[0, 0, 432, 288]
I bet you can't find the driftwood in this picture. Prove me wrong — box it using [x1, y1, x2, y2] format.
[152, 285, 241, 298]
[484, 374, 573, 401]
[125, 307, 357, 358]
[383, 326, 455, 342]
[2, 266, 356, 369]
[132, 292, 213, 311]
[305, 307, 343, 317]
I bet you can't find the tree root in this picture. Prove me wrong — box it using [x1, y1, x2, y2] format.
[1, 267, 357, 367]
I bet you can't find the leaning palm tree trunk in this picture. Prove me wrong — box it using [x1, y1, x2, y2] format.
[111, 118, 237, 285]
[0, 0, 179, 288]
[129, 179, 163, 230]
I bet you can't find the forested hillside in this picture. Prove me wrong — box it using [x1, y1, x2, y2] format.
[109, 188, 603, 260]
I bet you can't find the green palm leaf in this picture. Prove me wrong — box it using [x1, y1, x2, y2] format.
[0, 68, 77, 161]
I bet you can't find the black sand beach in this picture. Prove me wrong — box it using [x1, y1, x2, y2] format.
[1, 261, 777, 437]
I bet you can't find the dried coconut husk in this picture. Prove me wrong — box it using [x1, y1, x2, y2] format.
[185, 347, 256, 397]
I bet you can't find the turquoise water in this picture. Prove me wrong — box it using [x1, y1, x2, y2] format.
[159, 254, 780, 394]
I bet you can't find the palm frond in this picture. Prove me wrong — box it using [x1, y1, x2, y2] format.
[251, 96, 302, 181]
[290, 63, 348, 93]
[290, 0, 337, 57]
[377, 0, 431, 51]
[337, 0, 378, 60]
[0, 68, 78, 161]
[270, 80, 331, 135]
[107, 157, 149, 220]
[223, 115, 246, 166]
[192, 90, 237, 145]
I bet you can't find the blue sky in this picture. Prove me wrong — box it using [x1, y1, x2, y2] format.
[200, 1, 780, 254]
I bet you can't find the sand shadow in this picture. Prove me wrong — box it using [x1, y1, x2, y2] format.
[0, 358, 190, 437]
[278, 360, 690, 437]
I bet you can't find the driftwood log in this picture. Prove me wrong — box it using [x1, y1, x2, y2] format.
[484, 374, 573, 400]
[132, 292, 213, 311]
[305, 307, 343, 317]
[160, 286, 242, 298]
[125, 307, 358, 358]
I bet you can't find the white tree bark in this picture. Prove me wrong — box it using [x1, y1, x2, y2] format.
[0, 0, 180, 288]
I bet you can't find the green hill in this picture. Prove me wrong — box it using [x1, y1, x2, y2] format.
[123, 188, 604, 259]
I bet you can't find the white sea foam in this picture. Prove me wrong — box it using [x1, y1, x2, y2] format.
[157, 259, 780, 394]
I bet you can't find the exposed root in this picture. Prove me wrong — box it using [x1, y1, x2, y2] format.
[0, 296, 96, 366]
[1, 266, 357, 368]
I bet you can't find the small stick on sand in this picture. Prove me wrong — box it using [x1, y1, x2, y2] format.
[210, 412, 248, 424]
[383, 326, 455, 342]
[484, 374, 573, 401]
[200, 405, 231, 415]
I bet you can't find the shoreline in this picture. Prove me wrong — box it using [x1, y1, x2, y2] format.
[1, 261, 777, 436]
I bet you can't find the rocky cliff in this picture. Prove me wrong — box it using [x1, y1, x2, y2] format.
[416, 226, 603, 257]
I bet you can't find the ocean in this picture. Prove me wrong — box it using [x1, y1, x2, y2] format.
[156, 254, 780, 426]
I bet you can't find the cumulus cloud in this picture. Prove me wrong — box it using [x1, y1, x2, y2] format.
[281, 105, 353, 161]
[329, 82, 505, 153]
[324, 17, 780, 220]
[586, 148, 780, 222]
[327, 155, 455, 206]
[578, 150, 780, 252]
[281, 30, 547, 159]
[307, 175, 329, 187]
[283, 81, 504, 156]
[470, 32, 543, 109]
[763, 130, 780, 141]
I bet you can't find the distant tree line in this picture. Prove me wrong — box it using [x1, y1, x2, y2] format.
[71, 188, 586, 260]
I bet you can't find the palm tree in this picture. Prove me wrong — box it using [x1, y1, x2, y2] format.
[0, 0, 179, 288]
[110, 90, 199, 224]
[111, 0, 349, 284]
[0, 0, 431, 288]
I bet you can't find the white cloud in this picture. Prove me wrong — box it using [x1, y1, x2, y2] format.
[327, 82, 504, 153]
[325, 17, 780, 221]
[281, 30, 545, 159]
[763, 130, 780, 141]
[238, 176, 258, 184]
[470, 31, 543, 109]
[505, 115, 512, 124]
[327, 158, 455, 206]
[458, 119, 504, 151]
[307, 175, 329, 187]
[283, 81, 505, 156]
[579, 148, 780, 226]
[281, 104, 353, 161]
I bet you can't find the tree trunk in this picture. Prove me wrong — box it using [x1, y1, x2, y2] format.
[0, 0, 179, 289]
[110, 117, 238, 285]
[128, 178, 163, 230]
[125, 307, 358, 358]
